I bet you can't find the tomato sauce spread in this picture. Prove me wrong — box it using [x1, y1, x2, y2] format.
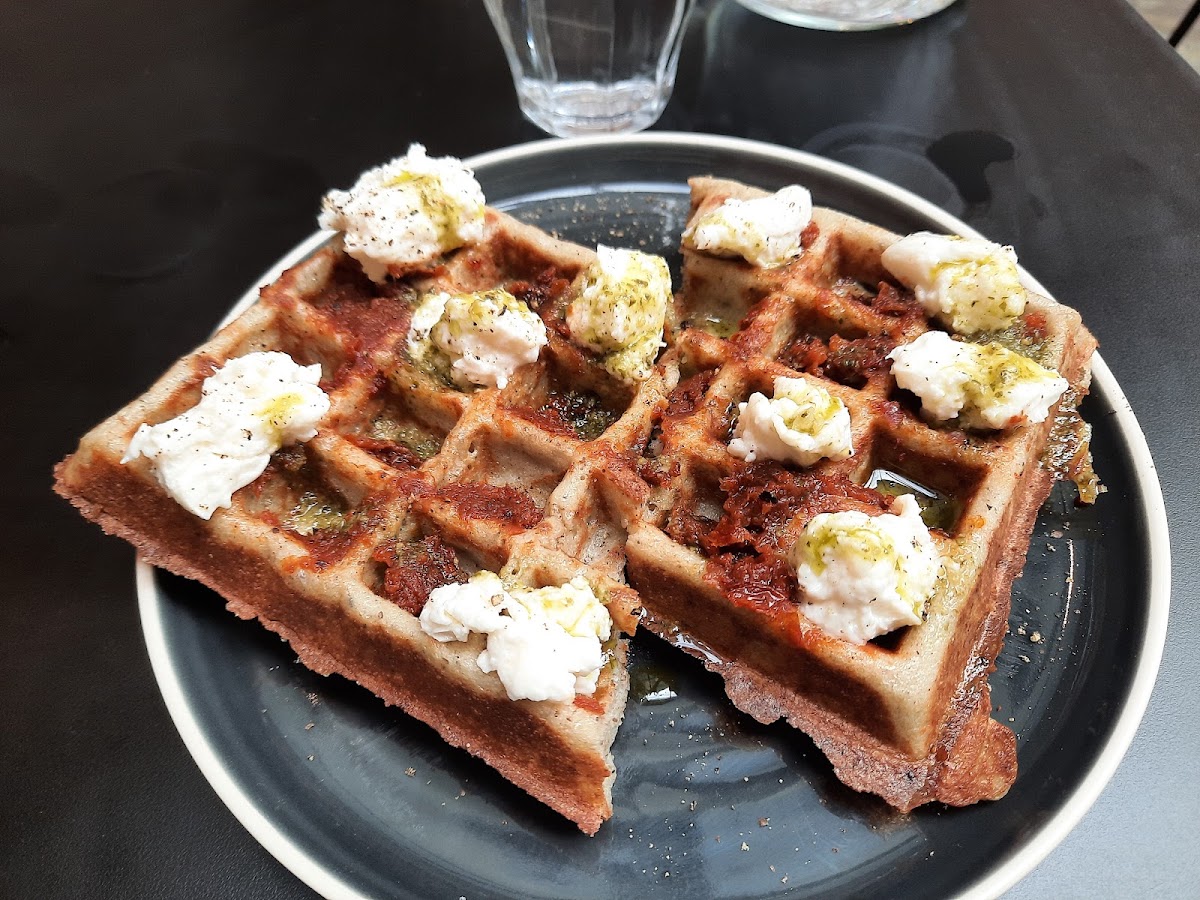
[298, 502, 385, 570]
[573, 694, 606, 715]
[664, 370, 715, 421]
[372, 534, 467, 615]
[347, 436, 425, 470]
[255, 446, 389, 571]
[431, 483, 543, 531]
[670, 463, 891, 616]
[666, 504, 718, 549]
[1021, 309, 1049, 340]
[638, 454, 680, 489]
[508, 385, 619, 442]
[305, 257, 415, 353]
[824, 334, 896, 387]
[704, 463, 888, 557]
[508, 405, 578, 440]
[709, 552, 797, 615]
[779, 333, 896, 388]
[862, 281, 924, 324]
[780, 335, 828, 374]
[508, 267, 574, 314]
[265, 500, 387, 573]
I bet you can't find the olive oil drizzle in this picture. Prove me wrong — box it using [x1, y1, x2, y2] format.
[866, 468, 961, 532]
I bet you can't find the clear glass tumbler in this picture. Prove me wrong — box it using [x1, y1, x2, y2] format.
[483, 0, 694, 138]
[734, 0, 958, 31]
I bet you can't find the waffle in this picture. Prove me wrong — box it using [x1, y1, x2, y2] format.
[625, 177, 1097, 810]
[56, 169, 1098, 829]
[54, 208, 671, 835]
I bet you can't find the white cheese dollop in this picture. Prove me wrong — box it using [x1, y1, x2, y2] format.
[880, 232, 1027, 333]
[318, 144, 486, 283]
[407, 288, 548, 389]
[888, 331, 1068, 430]
[793, 495, 939, 645]
[419, 573, 612, 703]
[417, 571, 509, 642]
[567, 246, 671, 383]
[683, 185, 813, 268]
[122, 352, 330, 520]
[727, 376, 853, 467]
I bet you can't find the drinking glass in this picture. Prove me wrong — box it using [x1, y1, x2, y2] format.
[483, 0, 694, 137]
[734, 0, 958, 31]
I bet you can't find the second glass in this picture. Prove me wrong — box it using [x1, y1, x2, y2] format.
[734, 0, 958, 31]
[483, 0, 694, 138]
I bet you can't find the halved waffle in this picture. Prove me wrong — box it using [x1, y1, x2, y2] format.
[626, 177, 1097, 810]
[54, 208, 670, 834]
[56, 172, 1097, 828]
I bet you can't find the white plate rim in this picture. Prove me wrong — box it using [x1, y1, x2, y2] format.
[136, 132, 1172, 900]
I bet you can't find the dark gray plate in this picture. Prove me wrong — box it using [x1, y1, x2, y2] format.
[139, 135, 1169, 899]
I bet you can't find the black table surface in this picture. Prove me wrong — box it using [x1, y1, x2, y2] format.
[4, 0, 1198, 896]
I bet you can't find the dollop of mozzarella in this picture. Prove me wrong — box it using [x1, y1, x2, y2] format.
[507, 579, 613, 641]
[478, 620, 606, 702]
[318, 144, 486, 282]
[418, 571, 509, 642]
[727, 376, 853, 467]
[683, 185, 813, 268]
[880, 232, 1027, 333]
[122, 352, 329, 519]
[407, 288, 547, 389]
[794, 495, 939, 645]
[419, 573, 613, 703]
[567, 246, 671, 383]
[888, 331, 1068, 430]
